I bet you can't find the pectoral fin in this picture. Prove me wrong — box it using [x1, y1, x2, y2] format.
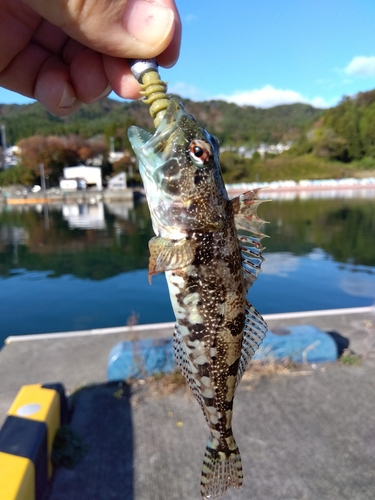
[148, 236, 196, 283]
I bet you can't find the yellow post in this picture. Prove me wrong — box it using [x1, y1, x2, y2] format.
[8, 384, 61, 477]
[0, 452, 35, 500]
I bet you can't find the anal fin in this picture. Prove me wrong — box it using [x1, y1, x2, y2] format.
[173, 324, 208, 422]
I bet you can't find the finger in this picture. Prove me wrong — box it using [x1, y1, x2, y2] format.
[0, 3, 78, 114]
[103, 56, 141, 100]
[0, 0, 40, 72]
[34, 56, 82, 116]
[0, 40, 51, 98]
[156, 0, 182, 68]
[24, 0, 177, 59]
[70, 49, 112, 104]
[31, 18, 68, 55]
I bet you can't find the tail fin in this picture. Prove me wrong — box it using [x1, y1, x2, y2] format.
[200, 435, 243, 500]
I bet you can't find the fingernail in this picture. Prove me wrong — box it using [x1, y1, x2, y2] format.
[123, 0, 174, 48]
[59, 82, 78, 109]
[91, 83, 112, 103]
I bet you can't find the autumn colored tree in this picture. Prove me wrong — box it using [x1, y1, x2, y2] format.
[16, 135, 107, 184]
[111, 151, 134, 173]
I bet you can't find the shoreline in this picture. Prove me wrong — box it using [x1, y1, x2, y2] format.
[227, 179, 375, 197]
[2, 179, 374, 205]
[4, 306, 373, 345]
[0, 188, 135, 205]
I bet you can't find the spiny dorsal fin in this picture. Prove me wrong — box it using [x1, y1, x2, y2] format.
[236, 301, 268, 387]
[231, 190, 269, 290]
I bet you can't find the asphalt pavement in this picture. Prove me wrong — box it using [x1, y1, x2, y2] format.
[0, 308, 374, 500]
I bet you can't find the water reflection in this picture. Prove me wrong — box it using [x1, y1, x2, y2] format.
[0, 194, 375, 339]
[261, 252, 300, 277]
[0, 199, 153, 280]
[261, 196, 375, 267]
[1, 195, 375, 277]
[62, 202, 106, 230]
[340, 274, 375, 298]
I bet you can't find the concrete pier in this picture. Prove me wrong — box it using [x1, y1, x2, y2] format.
[0, 307, 374, 499]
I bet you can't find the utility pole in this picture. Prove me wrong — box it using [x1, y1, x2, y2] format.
[39, 163, 46, 193]
[109, 136, 115, 154]
[1, 124, 6, 168]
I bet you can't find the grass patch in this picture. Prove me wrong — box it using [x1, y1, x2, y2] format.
[339, 349, 362, 366]
[256, 154, 346, 182]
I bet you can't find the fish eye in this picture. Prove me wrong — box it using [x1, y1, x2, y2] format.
[193, 146, 204, 157]
[188, 139, 212, 165]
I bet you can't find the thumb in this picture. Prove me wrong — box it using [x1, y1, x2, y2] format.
[24, 0, 177, 60]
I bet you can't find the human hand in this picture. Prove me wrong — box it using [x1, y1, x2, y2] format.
[0, 0, 181, 116]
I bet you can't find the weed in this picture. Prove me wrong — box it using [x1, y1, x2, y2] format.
[339, 349, 362, 366]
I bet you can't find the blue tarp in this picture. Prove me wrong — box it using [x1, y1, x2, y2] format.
[107, 324, 338, 381]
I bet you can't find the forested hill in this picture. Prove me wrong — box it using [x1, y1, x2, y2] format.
[0, 96, 323, 147]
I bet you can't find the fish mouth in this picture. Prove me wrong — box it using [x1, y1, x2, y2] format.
[128, 98, 185, 164]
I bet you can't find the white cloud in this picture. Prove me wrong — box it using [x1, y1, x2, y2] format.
[184, 14, 197, 23]
[307, 248, 326, 261]
[213, 85, 331, 108]
[167, 82, 208, 101]
[340, 275, 375, 298]
[344, 56, 375, 77]
[261, 252, 300, 277]
[165, 82, 333, 109]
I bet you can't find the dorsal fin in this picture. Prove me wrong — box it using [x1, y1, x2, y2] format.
[231, 189, 269, 290]
[236, 301, 268, 387]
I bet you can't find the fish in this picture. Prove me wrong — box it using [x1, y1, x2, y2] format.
[128, 98, 268, 499]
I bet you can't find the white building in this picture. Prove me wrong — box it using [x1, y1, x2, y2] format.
[62, 166, 102, 190]
[107, 172, 127, 190]
[60, 179, 86, 190]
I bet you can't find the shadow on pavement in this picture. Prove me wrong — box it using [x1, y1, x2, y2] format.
[325, 330, 350, 357]
[49, 382, 133, 500]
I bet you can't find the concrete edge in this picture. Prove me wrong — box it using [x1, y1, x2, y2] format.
[5, 307, 374, 344]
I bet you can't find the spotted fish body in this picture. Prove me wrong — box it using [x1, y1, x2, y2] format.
[128, 98, 267, 499]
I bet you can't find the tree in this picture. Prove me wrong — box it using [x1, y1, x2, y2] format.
[310, 127, 348, 161]
[16, 135, 107, 184]
[104, 117, 136, 153]
[0, 165, 35, 186]
[323, 97, 362, 160]
[358, 102, 375, 157]
[220, 151, 252, 183]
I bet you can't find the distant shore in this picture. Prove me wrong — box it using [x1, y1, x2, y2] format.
[1, 178, 375, 205]
[227, 178, 375, 197]
[0, 188, 135, 205]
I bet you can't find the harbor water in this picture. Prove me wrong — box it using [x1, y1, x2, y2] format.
[1, 189, 375, 344]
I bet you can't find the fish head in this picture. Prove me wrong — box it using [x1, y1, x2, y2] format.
[128, 98, 228, 239]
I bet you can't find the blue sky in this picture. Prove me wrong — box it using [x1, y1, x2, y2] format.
[2, 0, 375, 109]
